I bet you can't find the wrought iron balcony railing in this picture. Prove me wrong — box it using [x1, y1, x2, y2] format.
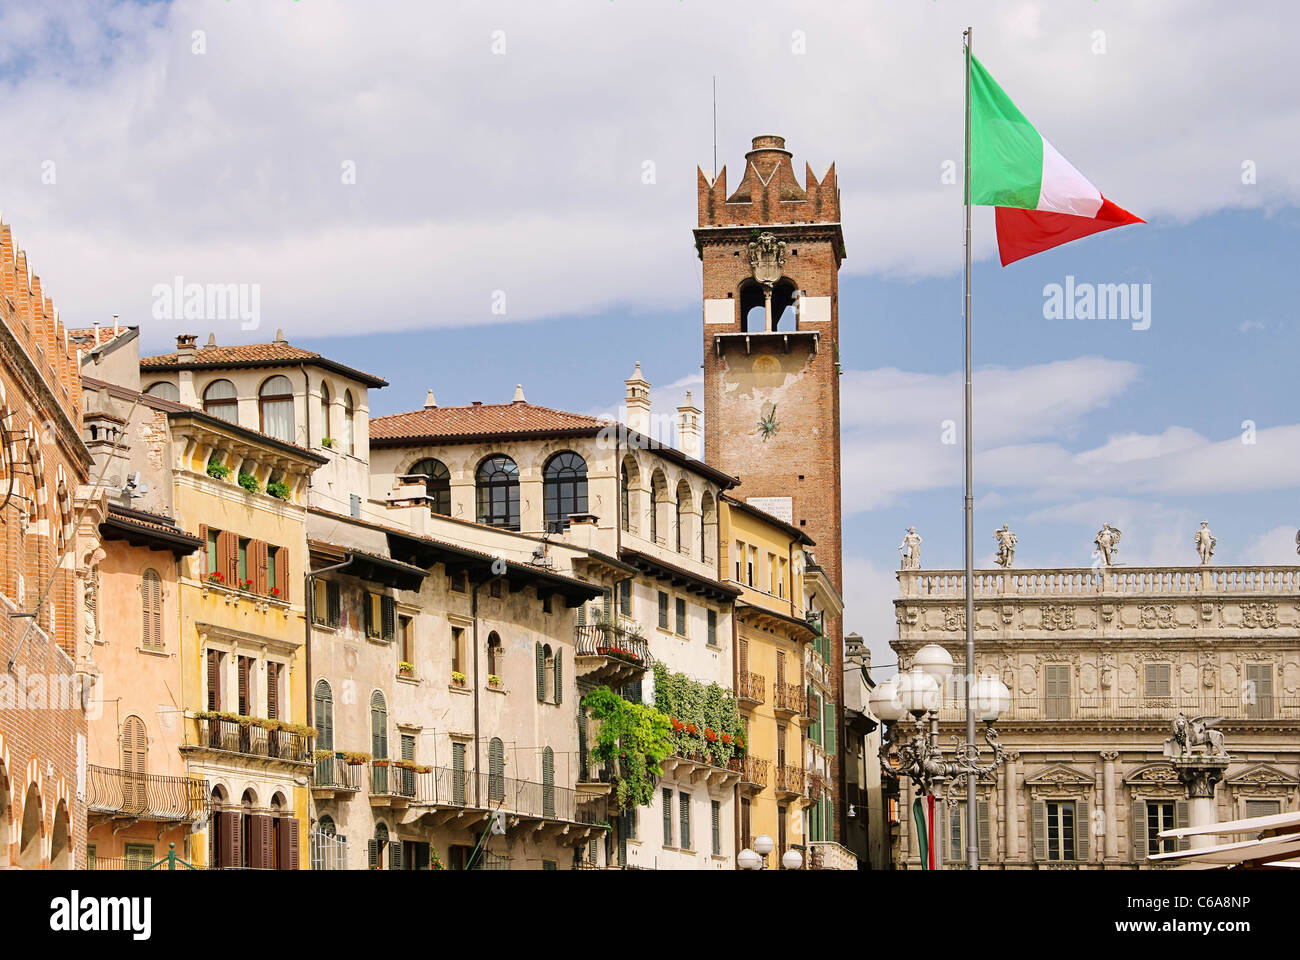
[194, 716, 313, 763]
[775, 764, 805, 796]
[737, 672, 765, 706]
[367, 762, 603, 825]
[313, 755, 363, 792]
[86, 765, 206, 822]
[774, 682, 805, 716]
[739, 755, 769, 790]
[573, 623, 649, 667]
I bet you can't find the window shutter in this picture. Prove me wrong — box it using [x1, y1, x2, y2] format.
[662, 788, 673, 846]
[620, 579, 632, 616]
[198, 524, 208, 574]
[1131, 800, 1147, 861]
[554, 649, 563, 704]
[224, 811, 241, 869]
[603, 587, 613, 620]
[364, 593, 373, 637]
[221, 530, 239, 587]
[254, 541, 269, 594]
[1031, 800, 1046, 862]
[535, 642, 545, 701]
[949, 803, 962, 863]
[1075, 799, 1090, 861]
[389, 840, 404, 871]
[1174, 799, 1190, 851]
[489, 739, 504, 801]
[679, 791, 691, 850]
[327, 581, 340, 627]
[576, 603, 586, 626]
[206, 650, 220, 711]
[282, 818, 298, 870]
[237, 657, 250, 715]
[977, 799, 991, 861]
[453, 742, 466, 806]
[367, 839, 378, 870]
[266, 663, 279, 720]
[382, 595, 396, 641]
[658, 592, 668, 629]
[823, 700, 836, 755]
[141, 569, 162, 649]
[274, 546, 288, 602]
[809, 691, 821, 744]
[542, 747, 555, 819]
[711, 800, 721, 856]
[738, 638, 749, 675]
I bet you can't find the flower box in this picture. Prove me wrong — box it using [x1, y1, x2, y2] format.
[451, 671, 467, 687]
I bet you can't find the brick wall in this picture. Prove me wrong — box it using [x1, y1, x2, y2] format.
[0, 217, 93, 868]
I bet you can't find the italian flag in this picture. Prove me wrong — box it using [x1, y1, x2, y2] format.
[970, 55, 1142, 265]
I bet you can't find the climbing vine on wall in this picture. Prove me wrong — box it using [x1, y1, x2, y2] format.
[581, 686, 673, 812]
[652, 663, 745, 768]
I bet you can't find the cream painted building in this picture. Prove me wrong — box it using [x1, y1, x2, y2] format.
[366, 367, 743, 869]
[892, 561, 1300, 869]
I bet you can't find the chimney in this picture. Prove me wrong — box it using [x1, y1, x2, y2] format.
[676, 390, 701, 459]
[274, 328, 287, 344]
[424, 389, 437, 409]
[206, 332, 217, 347]
[512, 384, 526, 403]
[176, 334, 198, 361]
[624, 361, 651, 438]
[112, 314, 120, 334]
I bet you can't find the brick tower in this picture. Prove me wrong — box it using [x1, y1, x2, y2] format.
[694, 135, 847, 843]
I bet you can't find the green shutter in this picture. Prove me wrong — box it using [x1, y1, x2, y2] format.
[711, 800, 721, 856]
[576, 603, 586, 626]
[949, 803, 963, 863]
[809, 690, 821, 744]
[1131, 799, 1147, 861]
[1175, 799, 1190, 851]
[663, 788, 673, 845]
[382, 596, 396, 641]
[678, 791, 691, 850]
[389, 840, 404, 870]
[823, 700, 836, 755]
[453, 743, 466, 806]
[489, 739, 504, 802]
[535, 642, 545, 701]
[367, 839, 378, 870]
[603, 587, 613, 620]
[977, 799, 991, 861]
[554, 649, 563, 704]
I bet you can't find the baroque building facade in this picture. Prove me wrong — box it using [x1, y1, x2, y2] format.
[892, 561, 1300, 868]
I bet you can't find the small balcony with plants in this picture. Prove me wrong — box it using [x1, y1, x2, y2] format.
[654, 664, 745, 789]
[188, 713, 315, 766]
[311, 751, 368, 799]
[368, 759, 431, 808]
[574, 618, 650, 687]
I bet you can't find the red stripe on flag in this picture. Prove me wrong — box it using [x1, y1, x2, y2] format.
[995, 197, 1143, 266]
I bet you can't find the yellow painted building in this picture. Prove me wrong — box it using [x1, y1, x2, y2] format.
[167, 410, 326, 869]
[719, 495, 816, 868]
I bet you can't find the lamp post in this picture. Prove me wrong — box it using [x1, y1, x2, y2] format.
[737, 832, 804, 871]
[870, 644, 1016, 870]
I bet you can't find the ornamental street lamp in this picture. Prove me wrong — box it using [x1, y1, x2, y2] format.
[738, 832, 804, 871]
[871, 646, 1017, 870]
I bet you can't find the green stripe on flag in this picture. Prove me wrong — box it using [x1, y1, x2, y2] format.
[970, 55, 1042, 209]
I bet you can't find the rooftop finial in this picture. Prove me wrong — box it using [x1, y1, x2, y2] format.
[513, 383, 526, 403]
[424, 389, 437, 409]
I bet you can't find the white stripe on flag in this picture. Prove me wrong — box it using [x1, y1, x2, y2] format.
[1037, 137, 1103, 217]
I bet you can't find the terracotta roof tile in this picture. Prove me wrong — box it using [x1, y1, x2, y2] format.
[140, 340, 387, 387]
[370, 401, 609, 442]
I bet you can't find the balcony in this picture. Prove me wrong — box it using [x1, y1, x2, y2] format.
[312, 755, 363, 800]
[661, 751, 743, 790]
[774, 764, 805, 799]
[898, 564, 1300, 600]
[933, 694, 1300, 725]
[737, 672, 765, 709]
[86, 765, 206, 825]
[574, 622, 650, 686]
[774, 682, 804, 719]
[806, 840, 858, 870]
[188, 716, 314, 765]
[738, 756, 769, 794]
[368, 763, 607, 841]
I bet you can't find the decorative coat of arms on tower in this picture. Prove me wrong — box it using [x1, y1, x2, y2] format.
[747, 231, 786, 287]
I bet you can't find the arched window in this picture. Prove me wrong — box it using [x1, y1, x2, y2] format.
[541, 747, 555, 819]
[370, 691, 388, 760]
[342, 391, 356, 456]
[543, 452, 587, 533]
[739, 280, 766, 332]
[49, 801, 71, 870]
[18, 782, 40, 870]
[140, 568, 163, 650]
[489, 738, 505, 802]
[408, 458, 451, 516]
[371, 822, 389, 870]
[487, 631, 503, 678]
[476, 455, 519, 530]
[122, 716, 148, 814]
[675, 479, 692, 553]
[650, 469, 668, 544]
[203, 379, 238, 423]
[144, 381, 179, 402]
[314, 680, 334, 785]
[318, 815, 336, 837]
[700, 491, 716, 562]
[259, 375, 295, 442]
[771, 279, 798, 330]
[319, 382, 332, 445]
[620, 462, 631, 532]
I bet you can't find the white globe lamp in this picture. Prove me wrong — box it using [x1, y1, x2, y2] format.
[896, 667, 940, 717]
[868, 678, 905, 723]
[782, 848, 804, 871]
[972, 675, 1012, 722]
[737, 848, 762, 871]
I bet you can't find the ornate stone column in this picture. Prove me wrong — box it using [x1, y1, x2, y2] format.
[1173, 759, 1230, 849]
[1101, 751, 1119, 861]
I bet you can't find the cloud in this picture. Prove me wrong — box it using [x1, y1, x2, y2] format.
[2, 1, 1299, 338]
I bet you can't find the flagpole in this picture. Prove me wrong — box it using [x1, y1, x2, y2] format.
[962, 25, 978, 871]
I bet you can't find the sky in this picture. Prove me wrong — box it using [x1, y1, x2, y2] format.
[2, 0, 1299, 672]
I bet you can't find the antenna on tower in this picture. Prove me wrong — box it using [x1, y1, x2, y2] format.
[712, 75, 717, 178]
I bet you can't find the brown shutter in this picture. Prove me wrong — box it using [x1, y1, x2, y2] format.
[221, 531, 239, 587]
[254, 541, 269, 594]
[223, 811, 240, 869]
[275, 546, 289, 602]
[267, 663, 279, 720]
[280, 818, 299, 870]
[327, 581, 340, 627]
[238, 657, 250, 716]
[206, 650, 220, 711]
[738, 638, 749, 676]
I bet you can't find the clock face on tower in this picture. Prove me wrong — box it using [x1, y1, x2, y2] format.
[757, 402, 779, 441]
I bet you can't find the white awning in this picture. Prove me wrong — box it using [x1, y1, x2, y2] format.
[1148, 831, 1300, 866]
[1158, 809, 1300, 839]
